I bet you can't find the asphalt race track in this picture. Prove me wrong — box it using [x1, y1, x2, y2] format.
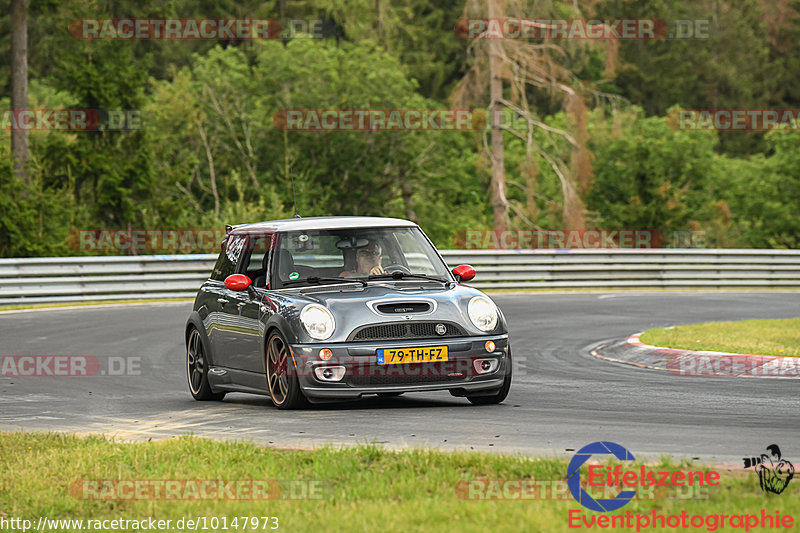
[1, 292, 798, 463]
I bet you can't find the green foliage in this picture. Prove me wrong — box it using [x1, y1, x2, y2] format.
[1, 0, 800, 256]
[597, 0, 772, 155]
[717, 129, 800, 248]
[586, 107, 718, 231]
[145, 38, 483, 246]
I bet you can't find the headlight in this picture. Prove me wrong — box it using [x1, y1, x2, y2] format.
[468, 296, 498, 332]
[300, 304, 335, 340]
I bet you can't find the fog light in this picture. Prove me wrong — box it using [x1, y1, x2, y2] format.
[319, 348, 333, 360]
[484, 340, 496, 352]
[473, 358, 499, 375]
[314, 366, 345, 382]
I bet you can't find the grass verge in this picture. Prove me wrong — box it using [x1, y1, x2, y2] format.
[640, 318, 800, 357]
[0, 431, 792, 533]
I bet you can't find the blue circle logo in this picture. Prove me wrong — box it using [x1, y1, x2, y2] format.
[567, 441, 637, 512]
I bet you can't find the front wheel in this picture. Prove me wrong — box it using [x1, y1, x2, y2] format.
[266, 331, 308, 410]
[187, 328, 226, 401]
[467, 351, 512, 406]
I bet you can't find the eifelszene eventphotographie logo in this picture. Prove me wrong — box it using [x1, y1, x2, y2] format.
[568, 441, 637, 512]
[567, 441, 720, 513]
[743, 444, 794, 495]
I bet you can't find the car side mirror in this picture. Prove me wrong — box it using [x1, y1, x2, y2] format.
[452, 264, 476, 282]
[224, 274, 252, 291]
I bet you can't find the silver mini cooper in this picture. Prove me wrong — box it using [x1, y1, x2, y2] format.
[185, 216, 511, 409]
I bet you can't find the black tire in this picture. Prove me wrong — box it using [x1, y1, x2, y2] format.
[266, 331, 308, 410]
[467, 351, 512, 406]
[187, 328, 226, 401]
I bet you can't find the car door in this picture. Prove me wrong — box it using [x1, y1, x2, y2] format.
[207, 233, 247, 369]
[221, 232, 276, 374]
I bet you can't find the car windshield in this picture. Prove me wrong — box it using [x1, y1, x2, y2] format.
[273, 227, 451, 288]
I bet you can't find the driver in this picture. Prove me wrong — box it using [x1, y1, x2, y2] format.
[340, 240, 385, 276]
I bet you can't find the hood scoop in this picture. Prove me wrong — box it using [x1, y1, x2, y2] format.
[375, 302, 431, 314]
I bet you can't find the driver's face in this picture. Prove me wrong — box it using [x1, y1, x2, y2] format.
[356, 247, 381, 273]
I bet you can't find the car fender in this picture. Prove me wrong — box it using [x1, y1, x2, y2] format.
[185, 312, 218, 366]
[496, 304, 509, 333]
[262, 312, 303, 346]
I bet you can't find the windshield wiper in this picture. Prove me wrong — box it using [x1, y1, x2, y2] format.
[367, 272, 448, 284]
[283, 276, 367, 287]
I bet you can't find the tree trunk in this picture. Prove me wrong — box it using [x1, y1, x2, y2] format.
[10, 0, 29, 188]
[376, 0, 385, 48]
[488, 0, 507, 231]
[401, 180, 417, 222]
[197, 124, 220, 217]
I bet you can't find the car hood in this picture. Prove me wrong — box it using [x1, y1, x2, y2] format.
[274, 281, 505, 342]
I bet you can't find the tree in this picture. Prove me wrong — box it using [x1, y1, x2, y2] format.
[487, 0, 508, 230]
[10, 0, 28, 187]
[601, 0, 770, 155]
[453, 0, 618, 230]
[586, 107, 719, 237]
[144, 39, 484, 245]
[312, 0, 469, 100]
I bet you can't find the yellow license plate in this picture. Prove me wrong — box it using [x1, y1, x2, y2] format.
[377, 346, 449, 365]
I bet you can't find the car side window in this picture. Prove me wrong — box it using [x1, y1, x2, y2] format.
[243, 252, 266, 274]
[210, 235, 246, 281]
[237, 232, 274, 288]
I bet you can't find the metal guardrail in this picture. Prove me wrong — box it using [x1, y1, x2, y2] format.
[0, 255, 217, 305]
[1, 249, 799, 305]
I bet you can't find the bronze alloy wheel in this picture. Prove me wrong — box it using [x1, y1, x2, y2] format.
[266, 331, 307, 409]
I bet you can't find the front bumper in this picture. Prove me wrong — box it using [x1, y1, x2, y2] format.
[289, 334, 509, 400]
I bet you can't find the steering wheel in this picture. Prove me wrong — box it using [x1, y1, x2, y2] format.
[383, 264, 411, 275]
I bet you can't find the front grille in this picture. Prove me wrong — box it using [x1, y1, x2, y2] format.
[350, 322, 464, 341]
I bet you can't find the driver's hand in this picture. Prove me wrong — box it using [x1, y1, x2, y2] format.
[370, 265, 385, 275]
